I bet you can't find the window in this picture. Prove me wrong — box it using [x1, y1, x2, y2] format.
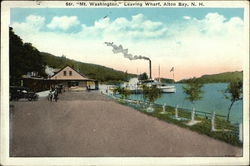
[69, 71, 72, 76]
[64, 71, 67, 76]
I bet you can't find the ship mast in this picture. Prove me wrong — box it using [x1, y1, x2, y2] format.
[158, 64, 161, 82]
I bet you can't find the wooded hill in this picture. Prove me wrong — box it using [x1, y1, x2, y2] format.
[10, 27, 242, 85]
[41, 52, 136, 82]
[9, 27, 46, 80]
[178, 71, 243, 83]
[9, 27, 136, 84]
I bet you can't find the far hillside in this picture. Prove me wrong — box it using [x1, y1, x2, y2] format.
[178, 71, 243, 83]
[9, 27, 136, 85]
[41, 52, 136, 83]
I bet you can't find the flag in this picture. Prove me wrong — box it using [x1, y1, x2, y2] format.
[170, 67, 174, 72]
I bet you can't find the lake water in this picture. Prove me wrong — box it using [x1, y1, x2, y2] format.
[99, 83, 243, 124]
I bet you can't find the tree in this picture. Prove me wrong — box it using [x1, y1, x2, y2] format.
[223, 80, 243, 122]
[9, 27, 46, 83]
[23, 43, 46, 76]
[138, 72, 148, 80]
[182, 78, 204, 108]
[113, 87, 131, 99]
[160, 78, 174, 84]
[9, 27, 29, 79]
[112, 86, 120, 95]
[60, 55, 67, 67]
[142, 84, 162, 104]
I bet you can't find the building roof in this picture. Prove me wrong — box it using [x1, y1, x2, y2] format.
[49, 65, 94, 81]
[22, 75, 45, 80]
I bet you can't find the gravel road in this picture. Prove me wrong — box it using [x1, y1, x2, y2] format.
[9, 91, 242, 157]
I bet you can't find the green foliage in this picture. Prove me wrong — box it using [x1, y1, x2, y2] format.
[182, 79, 204, 106]
[142, 85, 162, 104]
[160, 78, 175, 83]
[178, 71, 243, 84]
[113, 87, 131, 99]
[10, 27, 136, 83]
[40, 52, 135, 82]
[9, 27, 46, 82]
[138, 72, 148, 80]
[223, 80, 243, 121]
[224, 81, 243, 102]
[112, 86, 120, 95]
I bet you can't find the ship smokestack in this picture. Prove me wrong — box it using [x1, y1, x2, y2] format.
[149, 59, 152, 79]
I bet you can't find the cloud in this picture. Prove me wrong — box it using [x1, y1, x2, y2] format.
[12, 15, 45, 34]
[80, 14, 166, 40]
[11, 12, 245, 80]
[47, 16, 80, 30]
[204, 12, 226, 23]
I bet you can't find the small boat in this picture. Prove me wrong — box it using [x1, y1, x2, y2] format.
[154, 65, 176, 93]
[157, 83, 176, 93]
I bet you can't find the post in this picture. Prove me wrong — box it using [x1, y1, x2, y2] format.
[175, 105, 179, 119]
[191, 108, 195, 122]
[239, 123, 243, 142]
[163, 103, 166, 112]
[162, 104, 165, 112]
[211, 111, 216, 131]
[146, 103, 154, 113]
[159, 103, 167, 114]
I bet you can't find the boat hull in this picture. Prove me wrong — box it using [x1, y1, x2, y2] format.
[161, 88, 176, 93]
[158, 85, 176, 93]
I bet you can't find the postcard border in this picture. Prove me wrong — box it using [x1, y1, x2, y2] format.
[1, 1, 249, 165]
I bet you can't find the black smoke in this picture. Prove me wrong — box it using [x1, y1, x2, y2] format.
[104, 42, 150, 61]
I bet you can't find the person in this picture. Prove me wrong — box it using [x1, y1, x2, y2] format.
[54, 88, 58, 102]
[48, 89, 53, 102]
[48, 87, 58, 102]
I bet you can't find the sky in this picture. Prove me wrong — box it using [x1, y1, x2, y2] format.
[10, 8, 245, 80]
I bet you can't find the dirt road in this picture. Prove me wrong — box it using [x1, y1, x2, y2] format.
[10, 91, 242, 157]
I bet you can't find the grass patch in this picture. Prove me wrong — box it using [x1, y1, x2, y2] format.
[115, 99, 242, 147]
